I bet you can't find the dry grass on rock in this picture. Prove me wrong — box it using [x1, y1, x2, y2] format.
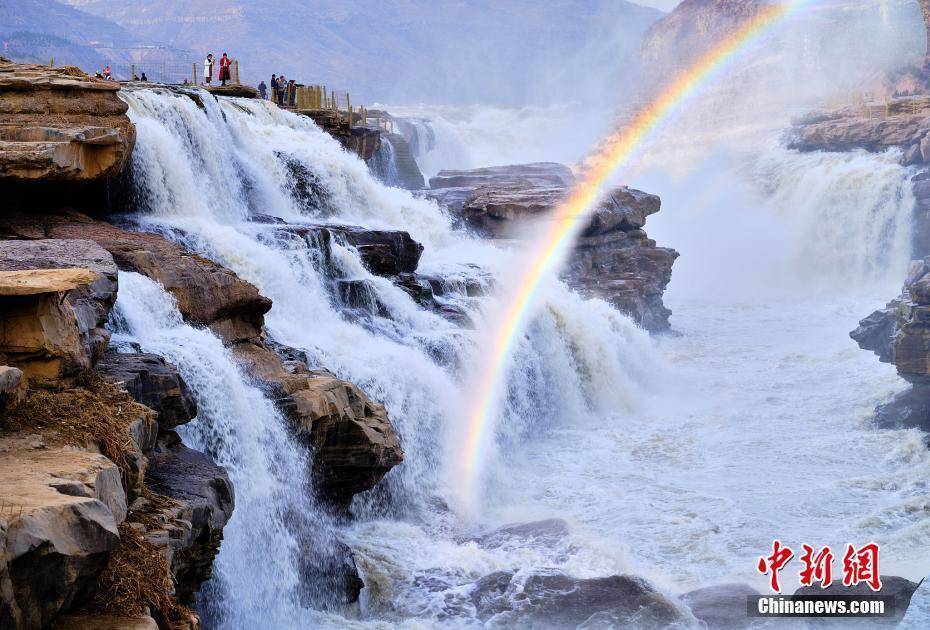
[0, 373, 150, 485]
[93, 523, 194, 629]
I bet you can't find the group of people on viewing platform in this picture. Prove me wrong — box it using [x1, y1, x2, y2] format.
[203, 52, 233, 86]
[262, 74, 296, 107]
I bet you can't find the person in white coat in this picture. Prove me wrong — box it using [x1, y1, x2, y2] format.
[204, 54, 214, 85]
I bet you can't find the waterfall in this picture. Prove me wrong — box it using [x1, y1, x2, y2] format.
[109, 271, 351, 628]
[117, 87, 657, 625]
[368, 134, 401, 188]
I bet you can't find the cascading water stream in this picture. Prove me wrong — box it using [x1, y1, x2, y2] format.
[115, 86, 930, 627]
[118, 87, 659, 624]
[108, 271, 351, 628]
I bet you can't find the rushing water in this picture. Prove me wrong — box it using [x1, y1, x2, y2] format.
[115, 86, 930, 627]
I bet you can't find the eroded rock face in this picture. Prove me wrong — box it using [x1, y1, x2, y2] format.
[142, 431, 234, 603]
[789, 108, 930, 164]
[0, 239, 117, 382]
[96, 352, 197, 430]
[641, 0, 765, 73]
[0, 436, 125, 629]
[470, 570, 683, 627]
[0, 210, 272, 344]
[424, 165, 678, 330]
[0, 58, 135, 181]
[231, 342, 403, 505]
[0, 366, 25, 412]
[853, 258, 930, 430]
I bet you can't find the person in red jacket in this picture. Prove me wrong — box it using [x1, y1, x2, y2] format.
[219, 53, 232, 86]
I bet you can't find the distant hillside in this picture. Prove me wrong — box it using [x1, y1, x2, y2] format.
[57, 0, 663, 105]
[1, 0, 193, 79]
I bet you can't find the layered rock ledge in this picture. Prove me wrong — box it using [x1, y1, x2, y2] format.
[852, 257, 930, 430]
[0, 58, 135, 182]
[1, 210, 272, 345]
[424, 163, 678, 331]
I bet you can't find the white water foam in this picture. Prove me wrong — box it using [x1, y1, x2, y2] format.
[118, 86, 930, 627]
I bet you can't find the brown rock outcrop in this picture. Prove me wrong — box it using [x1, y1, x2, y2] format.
[0, 239, 117, 383]
[0, 210, 272, 344]
[231, 342, 403, 505]
[0, 58, 134, 181]
[788, 105, 930, 165]
[424, 164, 678, 331]
[0, 436, 125, 629]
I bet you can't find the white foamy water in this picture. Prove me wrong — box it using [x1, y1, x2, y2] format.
[116, 86, 930, 628]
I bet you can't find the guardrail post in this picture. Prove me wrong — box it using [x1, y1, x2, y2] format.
[346, 92, 351, 126]
[193, 63, 198, 85]
[234, 60, 240, 85]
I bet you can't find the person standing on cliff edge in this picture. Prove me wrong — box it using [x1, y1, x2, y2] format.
[258, 80, 267, 100]
[219, 53, 232, 86]
[204, 53, 214, 85]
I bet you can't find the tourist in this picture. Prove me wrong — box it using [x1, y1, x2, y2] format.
[103, 65, 111, 80]
[258, 80, 267, 100]
[270, 74, 278, 103]
[204, 53, 214, 85]
[219, 53, 232, 86]
[288, 79, 296, 107]
[141, 72, 148, 82]
[278, 75, 286, 105]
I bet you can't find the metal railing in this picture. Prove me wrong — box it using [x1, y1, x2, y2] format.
[55, 59, 241, 86]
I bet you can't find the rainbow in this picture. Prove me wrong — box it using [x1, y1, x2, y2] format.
[457, 0, 810, 513]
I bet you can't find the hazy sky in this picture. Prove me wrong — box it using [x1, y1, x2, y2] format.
[635, 0, 682, 10]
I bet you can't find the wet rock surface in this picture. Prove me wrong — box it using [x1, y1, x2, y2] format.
[261, 220, 424, 277]
[96, 351, 197, 430]
[142, 431, 235, 602]
[0, 210, 272, 344]
[232, 341, 403, 506]
[470, 570, 684, 627]
[0, 58, 135, 182]
[424, 164, 678, 331]
[681, 582, 760, 630]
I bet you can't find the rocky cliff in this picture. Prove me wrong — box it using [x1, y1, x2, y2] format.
[0, 58, 405, 628]
[0, 58, 134, 183]
[852, 258, 930, 430]
[641, 0, 763, 73]
[425, 163, 678, 331]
